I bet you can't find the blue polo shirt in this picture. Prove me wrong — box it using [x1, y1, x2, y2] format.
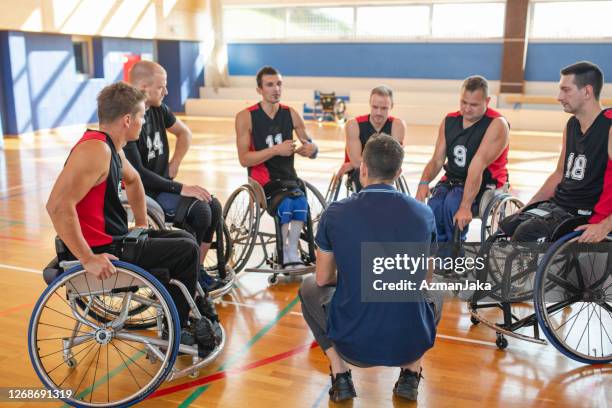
[315, 183, 437, 366]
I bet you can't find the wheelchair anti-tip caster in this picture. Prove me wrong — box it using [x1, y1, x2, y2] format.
[470, 316, 480, 325]
[267, 274, 279, 285]
[496, 333, 509, 350]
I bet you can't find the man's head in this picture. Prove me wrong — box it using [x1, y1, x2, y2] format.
[256, 66, 282, 104]
[97, 82, 146, 141]
[558, 61, 604, 114]
[369, 85, 394, 127]
[128, 61, 168, 107]
[360, 133, 404, 186]
[459, 75, 490, 123]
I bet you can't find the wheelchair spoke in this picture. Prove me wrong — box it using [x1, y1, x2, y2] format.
[49, 341, 97, 378]
[572, 304, 597, 352]
[74, 344, 102, 398]
[561, 301, 589, 343]
[109, 343, 143, 389]
[546, 273, 581, 295]
[88, 344, 103, 403]
[110, 341, 156, 379]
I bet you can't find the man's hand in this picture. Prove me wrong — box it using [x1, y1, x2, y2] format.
[453, 206, 473, 231]
[274, 140, 296, 157]
[181, 185, 212, 202]
[575, 223, 611, 243]
[336, 162, 354, 178]
[168, 160, 180, 179]
[296, 142, 317, 158]
[82, 253, 119, 280]
[415, 184, 430, 202]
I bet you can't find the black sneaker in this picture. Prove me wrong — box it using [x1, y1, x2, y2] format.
[329, 370, 357, 402]
[162, 326, 196, 346]
[393, 368, 423, 401]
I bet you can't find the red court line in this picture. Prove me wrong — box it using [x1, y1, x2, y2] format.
[0, 302, 35, 317]
[148, 341, 318, 400]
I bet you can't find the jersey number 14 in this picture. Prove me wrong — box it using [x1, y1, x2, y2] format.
[147, 132, 164, 160]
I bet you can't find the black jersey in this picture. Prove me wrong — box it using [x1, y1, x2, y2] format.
[343, 114, 396, 163]
[442, 108, 509, 188]
[248, 103, 298, 193]
[73, 130, 127, 247]
[552, 108, 612, 212]
[124, 103, 183, 196]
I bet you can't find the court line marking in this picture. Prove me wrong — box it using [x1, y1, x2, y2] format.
[149, 341, 317, 399]
[179, 296, 300, 407]
[220, 299, 303, 316]
[0, 263, 42, 274]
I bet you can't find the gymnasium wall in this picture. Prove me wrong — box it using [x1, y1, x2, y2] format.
[228, 41, 612, 85]
[0, 31, 204, 135]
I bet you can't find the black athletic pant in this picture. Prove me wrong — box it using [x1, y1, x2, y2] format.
[91, 229, 200, 327]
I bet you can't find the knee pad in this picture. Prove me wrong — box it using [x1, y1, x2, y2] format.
[174, 198, 212, 244]
[511, 218, 552, 242]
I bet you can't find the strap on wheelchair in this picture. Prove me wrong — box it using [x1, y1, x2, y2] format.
[265, 179, 306, 217]
[119, 227, 148, 263]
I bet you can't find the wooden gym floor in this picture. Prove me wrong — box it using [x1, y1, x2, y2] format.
[0, 117, 609, 407]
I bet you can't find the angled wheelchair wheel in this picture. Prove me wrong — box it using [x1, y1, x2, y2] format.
[303, 180, 327, 233]
[28, 261, 180, 407]
[481, 195, 523, 242]
[333, 99, 347, 124]
[395, 174, 411, 196]
[122, 195, 166, 230]
[313, 101, 325, 123]
[203, 220, 233, 276]
[534, 232, 612, 364]
[223, 185, 260, 273]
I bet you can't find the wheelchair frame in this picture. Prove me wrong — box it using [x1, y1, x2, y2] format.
[223, 178, 327, 285]
[313, 91, 347, 124]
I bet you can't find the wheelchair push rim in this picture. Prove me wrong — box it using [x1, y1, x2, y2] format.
[534, 232, 612, 364]
[28, 261, 180, 407]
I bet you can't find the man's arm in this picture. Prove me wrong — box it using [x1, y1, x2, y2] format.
[235, 109, 294, 167]
[415, 120, 447, 202]
[291, 107, 318, 158]
[454, 117, 510, 230]
[391, 118, 407, 146]
[119, 149, 147, 227]
[46, 141, 118, 279]
[345, 119, 362, 169]
[123, 141, 183, 194]
[315, 250, 337, 286]
[166, 118, 192, 179]
[576, 128, 612, 242]
[528, 128, 567, 205]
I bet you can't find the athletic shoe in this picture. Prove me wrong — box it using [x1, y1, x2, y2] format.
[328, 370, 357, 402]
[199, 267, 225, 291]
[393, 367, 423, 401]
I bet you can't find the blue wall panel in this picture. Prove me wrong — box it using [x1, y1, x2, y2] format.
[525, 43, 612, 82]
[158, 40, 204, 112]
[228, 42, 504, 80]
[100, 37, 154, 82]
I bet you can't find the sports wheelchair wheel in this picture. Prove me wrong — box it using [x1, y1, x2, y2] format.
[333, 99, 347, 124]
[313, 101, 325, 123]
[122, 194, 166, 230]
[303, 180, 326, 231]
[29, 261, 180, 407]
[479, 194, 523, 242]
[223, 185, 260, 273]
[534, 232, 612, 364]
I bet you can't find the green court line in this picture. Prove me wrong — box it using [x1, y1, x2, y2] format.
[60, 350, 145, 408]
[179, 296, 300, 407]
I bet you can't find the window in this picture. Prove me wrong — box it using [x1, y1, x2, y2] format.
[72, 36, 93, 77]
[287, 8, 354, 39]
[223, 8, 285, 40]
[223, 3, 506, 41]
[355, 6, 430, 39]
[432, 3, 505, 38]
[530, 1, 612, 39]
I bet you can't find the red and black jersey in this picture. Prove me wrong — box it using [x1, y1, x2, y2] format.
[590, 158, 612, 224]
[344, 114, 395, 163]
[553, 108, 612, 212]
[248, 103, 298, 192]
[72, 130, 127, 247]
[442, 108, 509, 188]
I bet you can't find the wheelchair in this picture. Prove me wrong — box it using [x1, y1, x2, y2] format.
[29, 255, 227, 407]
[324, 168, 411, 204]
[121, 193, 235, 299]
[468, 214, 612, 364]
[313, 91, 347, 124]
[429, 181, 524, 243]
[223, 178, 326, 285]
